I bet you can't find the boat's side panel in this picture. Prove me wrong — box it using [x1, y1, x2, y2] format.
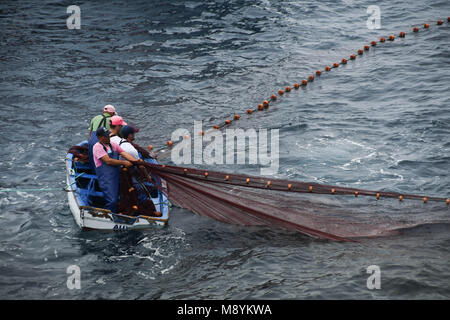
[67, 175, 83, 229]
[81, 209, 166, 230]
[65, 154, 84, 229]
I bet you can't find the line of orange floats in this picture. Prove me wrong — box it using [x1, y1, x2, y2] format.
[162, 18, 449, 150]
[158, 165, 450, 205]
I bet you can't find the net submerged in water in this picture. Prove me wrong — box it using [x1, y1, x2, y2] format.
[139, 163, 449, 241]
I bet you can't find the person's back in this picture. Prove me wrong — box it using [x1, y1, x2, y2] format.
[117, 125, 140, 160]
[88, 105, 117, 139]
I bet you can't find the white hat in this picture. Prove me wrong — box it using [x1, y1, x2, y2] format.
[103, 105, 116, 114]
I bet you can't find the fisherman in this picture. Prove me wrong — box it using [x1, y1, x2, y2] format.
[116, 125, 140, 159]
[113, 125, 159, 216]
[88, 115, 127, 171]
[92, 126, 138, 213]
[112, 124, 156, 160]
[88, 105, 116, 139]
[109, 115, 127, 137]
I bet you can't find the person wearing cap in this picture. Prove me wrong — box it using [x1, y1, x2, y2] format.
[116, 125, 158, 216]
[116, 125, 139, 159]
[116, 125, 155, 160]
[88, 105, 116, 139]
[109, 115, 127, 143]
[92, 126, 138, 213]
[88, 114, 126, 171]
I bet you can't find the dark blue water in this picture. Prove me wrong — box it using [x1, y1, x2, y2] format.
[0, 0, 449, 299]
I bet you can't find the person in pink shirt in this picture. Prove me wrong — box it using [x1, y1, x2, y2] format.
[93, 126, 137, 213]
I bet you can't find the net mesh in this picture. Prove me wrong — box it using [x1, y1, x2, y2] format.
[141, 163, 449, 241]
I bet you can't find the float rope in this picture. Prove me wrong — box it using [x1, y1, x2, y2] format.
[142, 163, 450, 206]
[154, 18, 449, 154]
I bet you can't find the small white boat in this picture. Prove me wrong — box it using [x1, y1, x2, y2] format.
[65, 141, 169, 230]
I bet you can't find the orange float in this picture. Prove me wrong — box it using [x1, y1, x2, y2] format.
[349, 54, 356, 60]
[285, 86, 291, 92]
[147, 145, 153, 150]
[308, 75, 314, 82]
[271, 94, 277, 100]
[213, 125, 219, 129]
[302, 79, 308, 86]
[234, 115, 240, 120]
[388, 35, 395, 41]
[424, 23, 429, 28]
[225, 120, 231, 125]
[167, 140, 173, 147]
[357, 49, 363, 55]
[380, 37, 386, 42]
[278, 89, 284, 95]
[333, 62, 339, 67]
[294, 83, 300, 89]
[364, 45, 370, 50]
[341, 58, 347, 64]
[325, 66, 331, 71]
[371, 41, 377, 46]
[263, 100, 269, 107]
[315, 70, 321, 76]
[247, 109, 253, 114]
[399, 32, 405, 38]
[258, 104, 264, 110]
[413, 27, 419, 32]
[437, 20, 443, 25]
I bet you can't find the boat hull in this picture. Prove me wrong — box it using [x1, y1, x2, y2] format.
[65, 141, 169, 230]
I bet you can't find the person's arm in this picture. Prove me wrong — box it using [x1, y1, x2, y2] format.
[120, 151, 138, 163]
[100, 154, 132, 167]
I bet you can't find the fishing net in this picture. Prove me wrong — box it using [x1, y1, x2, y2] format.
[140, 163, 449, 241]
[68, 145, 449, 241]
[117, 166, 159, 217]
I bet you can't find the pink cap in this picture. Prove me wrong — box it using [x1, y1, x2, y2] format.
[103, 104, 116, 114]
[110, 115, 127, 126]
